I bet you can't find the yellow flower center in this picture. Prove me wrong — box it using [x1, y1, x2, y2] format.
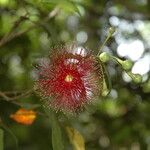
[65, 74, 73, 82]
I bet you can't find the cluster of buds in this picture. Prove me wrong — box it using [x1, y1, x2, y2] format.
[99, 52, 142, 83]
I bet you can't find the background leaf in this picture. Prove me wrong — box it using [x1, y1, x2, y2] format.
[0, 123, 18, 150]
[43, 0, 81, 15]
[0, 128, 4, 150]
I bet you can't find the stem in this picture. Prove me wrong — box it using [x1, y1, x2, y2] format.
[97, 27, 116, 56]
[111, 55, 123, 65]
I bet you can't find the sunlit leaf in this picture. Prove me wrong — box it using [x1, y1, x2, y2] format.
[66, 126, 85, 150]
[10, 108, 37, 125]
[0, 0, 9, 6]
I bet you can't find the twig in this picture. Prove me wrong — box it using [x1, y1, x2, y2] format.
[0, 13, 29, 47]
[3, 90, 26, 95]
[0, 89, 33, 102]
[0, 90, 49, 118]
[0, 26, 35, 48]
[0, 89, 34, 107]
[0, 7, 59, 48]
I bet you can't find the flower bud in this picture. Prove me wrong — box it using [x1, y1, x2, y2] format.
[99, 52, 110, 63]
[108, 27, 116, 35]
[132, 74, 142, 83]
[122, 60, 133, 70]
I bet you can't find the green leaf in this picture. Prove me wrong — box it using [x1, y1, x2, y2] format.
[44, 108, 64, 150]
[0, 128, 4, 150]
[51, 113, 64, 150]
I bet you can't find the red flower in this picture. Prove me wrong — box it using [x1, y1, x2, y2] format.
[35, 45, 103, 113]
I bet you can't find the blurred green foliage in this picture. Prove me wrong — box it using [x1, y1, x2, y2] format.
[0, 0, 150, 149]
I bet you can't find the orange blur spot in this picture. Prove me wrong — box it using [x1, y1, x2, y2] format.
[10, 108, 36, 125]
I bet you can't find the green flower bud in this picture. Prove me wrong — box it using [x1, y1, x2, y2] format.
[122, 60, 133, 70]
[143, 79, 150, 93]
[99, 52, 110, 63]
[108, 27, 116, 35]
[132, 74, 142, 83]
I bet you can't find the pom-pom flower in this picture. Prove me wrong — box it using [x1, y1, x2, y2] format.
[35, 44, 103, 113]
